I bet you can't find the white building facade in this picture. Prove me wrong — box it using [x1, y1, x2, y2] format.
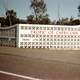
[0, 24, 80, 49]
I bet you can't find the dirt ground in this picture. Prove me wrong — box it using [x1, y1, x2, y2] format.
[0, 47, 80, 80]
[0, 47, 80, 64]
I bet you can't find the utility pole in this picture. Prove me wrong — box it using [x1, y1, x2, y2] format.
[57, 4, 60, 21]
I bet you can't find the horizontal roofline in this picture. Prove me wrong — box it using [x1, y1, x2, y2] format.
[0, 24, 80, 30]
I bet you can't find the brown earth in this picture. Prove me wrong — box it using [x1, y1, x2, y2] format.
[0, 47, 80, 80]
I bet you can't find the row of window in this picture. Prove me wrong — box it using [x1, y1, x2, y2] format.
[20, 37, 80, 42]
[53, 46, 80, 48]
[1, 33, 15, 37]
[54, 35, 80, 38]
[33, 39, 80, 41]
[20, 34, 80, 38]
[21, 26, 79, 31]
[20, 42, 80, 46]
[54, 39, 80, 41]
[0, 28, 16, 33]
[20, 46, 80, 48]
[21, 34, 54, 37]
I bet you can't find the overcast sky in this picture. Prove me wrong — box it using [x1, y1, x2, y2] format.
[0, 0, 80, 20]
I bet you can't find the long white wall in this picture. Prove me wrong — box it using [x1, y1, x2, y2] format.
[18, 24, 80, 49]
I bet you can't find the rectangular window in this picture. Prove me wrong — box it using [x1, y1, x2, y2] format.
[36, 35, 38, 37]
[58, 35, 60, 37]
[47, 35, 49, 37]
[20, 42, 23, 45]
[47, 42, 49, 45]
[77, 39, 79, 41]
[58, 27, 60, 30]
[43, 35, 46, 37]
[24, 42, 27, 45]
[39, 39, 42, 41]
[54, 39, 56, 41]
[54, 27, 57, 30]
[57, 39, 60, 41]
[43, 42, 46, 45]
[71, 39, 73, 41]
[47, 27, 50, 30]
[21, 26, 24, 29]
[43, 39, 46, 41]
[29, 27, 31, 30]
[25, 27, 27, 30]
[28, 34, 31, 37]
[21, 34, 24, 37]
[50, 42, 53, 45]
[39, 42, 42, 45]
[54, 42, 56, 45]
[74, 39, 76, 41]
[32, 35, 35, 37]
[54, 35, 56, 37]
[36, 27, 39, 30]
[71, 43, 73, 45]
[32, 42, 35, 45]
[32, 27, 35, 30]
[61, 39, 63, 41]
[40, 35, 42, 37]
[28, 42, 31, 45]
[47, 39, 49, 41]
[40, 27, 42, 30]
[43, 27, 46, 30]
[50, 39, 53, 41]
[51, 27, 53, 30]
[50, 35, 53, 37]
[24, 34, 27, 37]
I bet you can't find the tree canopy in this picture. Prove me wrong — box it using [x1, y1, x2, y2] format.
[30, 0, 50, 24]
[5, 10, 19, 26]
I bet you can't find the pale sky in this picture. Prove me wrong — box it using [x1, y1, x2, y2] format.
[0, 0, 80, 20]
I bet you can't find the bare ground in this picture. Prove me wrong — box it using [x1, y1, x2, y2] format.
[0, 47, 80, 80]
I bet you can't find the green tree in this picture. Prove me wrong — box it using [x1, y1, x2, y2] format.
[39, 14, 51, 24]
[78, 5, 80, 18]
[70, 19, 80, 25]
[27, 15, 34, 24]
[5, 10, 19, 26]
[56, 18, 69, 25]
[30, 0, 49, 24]
[0, 17, 5, 27]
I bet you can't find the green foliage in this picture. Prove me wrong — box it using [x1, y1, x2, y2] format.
[70, 19, 80, 25]
[30, 0, 50, 24]
[27, 15, 34, 24]
[5, 10, 19, 26]
[56, 17, 80, 25]
[0, 17, 5, 26]
[31, 0, 47, 15]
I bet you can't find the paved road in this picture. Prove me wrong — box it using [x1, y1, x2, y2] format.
[0, 48, 80, 80]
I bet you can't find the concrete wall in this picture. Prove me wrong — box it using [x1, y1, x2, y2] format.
[0, 25, 17, 47]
